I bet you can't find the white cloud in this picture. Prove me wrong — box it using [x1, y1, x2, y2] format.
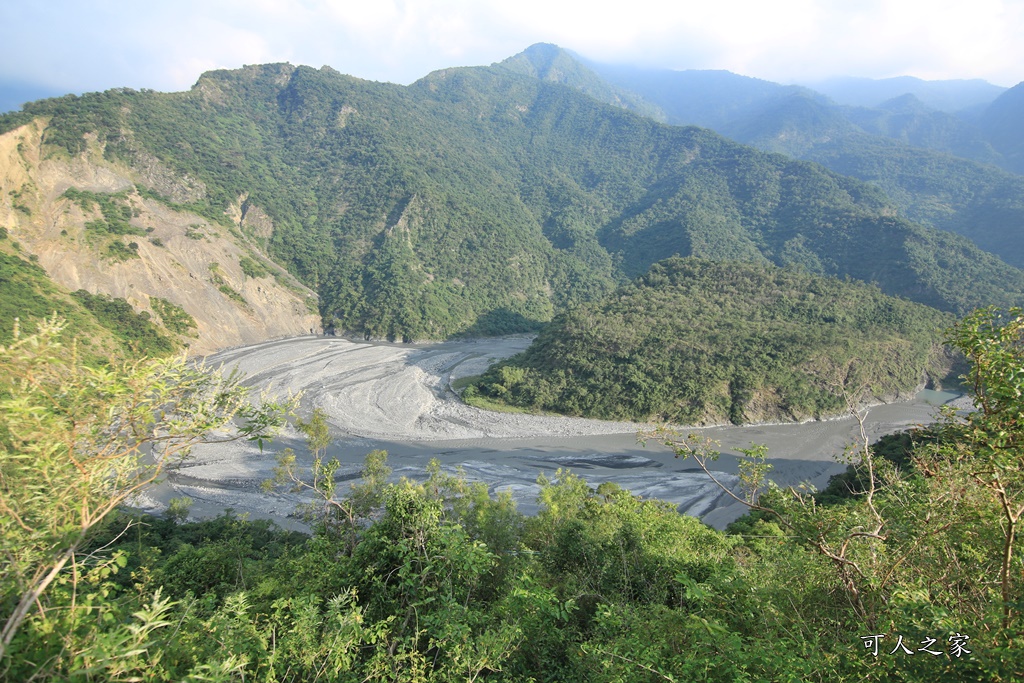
[1, 0, 1021, 95]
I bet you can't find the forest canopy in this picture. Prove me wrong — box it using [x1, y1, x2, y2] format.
[469, 258, 957, 424]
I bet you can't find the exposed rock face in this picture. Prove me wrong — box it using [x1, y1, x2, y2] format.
[240, 200, 274, 240]
[125, 147, 207, 204]
[0, 120, 320, 355]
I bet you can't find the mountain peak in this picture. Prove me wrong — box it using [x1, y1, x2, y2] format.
[499, 43, 580, 80]
[496, 44, 665, 120]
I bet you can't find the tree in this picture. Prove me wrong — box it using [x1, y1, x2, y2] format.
[0, 317, 293, 660]
[927, 306, 1024, 628]
[644, 359, 926, 629]
[265, 402, 392, 548]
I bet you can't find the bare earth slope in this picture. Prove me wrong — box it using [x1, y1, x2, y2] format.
[0, 120, 319, 354]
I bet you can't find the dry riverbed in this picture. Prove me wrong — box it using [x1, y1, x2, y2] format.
[137, 336, 959, 529]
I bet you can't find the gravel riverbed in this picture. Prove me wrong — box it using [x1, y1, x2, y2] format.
[137, 335, 959, 529]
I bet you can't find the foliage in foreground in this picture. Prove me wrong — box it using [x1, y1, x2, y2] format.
[0, 318, 293, 667]
[2, 309, 1024, 681]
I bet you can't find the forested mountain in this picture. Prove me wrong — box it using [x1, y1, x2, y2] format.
[468, 258, 955, 424]
[842, 93, 1001, 164]
[717, 93, 1024, 267]
[801, 133, 1024, 267]
[5, 49, 1024, 682]
[497, 43, 662, 121]
[503, 45, 1024, 270]
[3, 59, 1023, 342]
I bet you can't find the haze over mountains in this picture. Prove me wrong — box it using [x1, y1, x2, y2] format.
[504, 44, 1024, 266]
[806, 75, 1007, 112]
[1, 43, 1023, 418]
[514, 44, 1019, 167]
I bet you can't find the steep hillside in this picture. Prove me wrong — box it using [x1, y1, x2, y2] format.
[803, 134, 1024, 267]
[0, 239, 167, 361]
[497, 43, 662, 121]
[716, 91, 858, 157]
[719, 93, 1024, 268]
[3, 60, 1024, 342]
[469, 258, 956, 425]
[506, 47, 1024, 269]
[842, 94, 1000, 164]
[0, 120, 319, 354]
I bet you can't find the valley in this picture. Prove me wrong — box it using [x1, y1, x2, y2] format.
[3, 35, 1024, 680]
[139, 334, 957, 529]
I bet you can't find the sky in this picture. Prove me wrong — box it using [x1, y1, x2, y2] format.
[2, 0, 1023, 98]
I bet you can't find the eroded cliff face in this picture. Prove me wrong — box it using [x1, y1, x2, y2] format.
[0, 120, 320, 355]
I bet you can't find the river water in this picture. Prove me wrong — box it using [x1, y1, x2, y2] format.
[140, 336, 960, 529]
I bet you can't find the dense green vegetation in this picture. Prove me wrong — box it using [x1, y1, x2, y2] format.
[469, 258, 955, 424]
[0, 245, 177, 359]
[512, 47, 1024, 271]
[238, 254, 270, 279]
[6, 62, 1024, 341]
[3, 309, 1024, 680]
[151, 296, 197, 336]
[102, 239, 140, 262]
[70, 289, 175, 356]
[0, 318, 292, 677]
[801, 132, 1024, 268]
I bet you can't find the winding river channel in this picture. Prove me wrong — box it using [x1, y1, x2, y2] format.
[139, 335, 960, 529]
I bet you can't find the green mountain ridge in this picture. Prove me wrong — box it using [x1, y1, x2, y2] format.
[3, 59, 1023, 343]
[509, 45, 1024, 270]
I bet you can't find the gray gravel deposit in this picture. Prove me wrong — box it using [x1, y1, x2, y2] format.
[136, 336, 959, 529]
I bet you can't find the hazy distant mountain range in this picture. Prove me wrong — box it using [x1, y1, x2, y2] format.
[805, 75, 1006, 112]
[507, 44, 1020, 170]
